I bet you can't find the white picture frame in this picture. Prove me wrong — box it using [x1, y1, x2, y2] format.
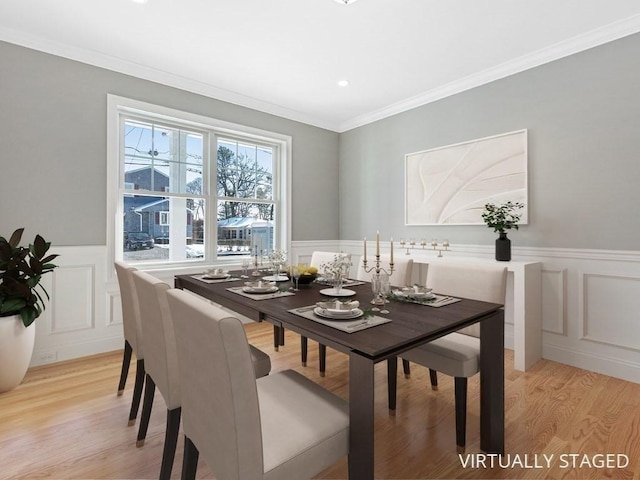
[405, 129, 528, 225]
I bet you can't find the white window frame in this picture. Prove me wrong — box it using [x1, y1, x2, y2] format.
[107, 95, 291, 274]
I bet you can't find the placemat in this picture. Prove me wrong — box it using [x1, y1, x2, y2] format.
[227, 286, 295, 301]
[192, 274, 242, 284]
[390, 292, 461, 308]
[289, 305, 391, 333]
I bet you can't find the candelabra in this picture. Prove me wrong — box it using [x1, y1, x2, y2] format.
[362, 232, 394, 312]
[431, 239, 450, 257]
[252, 245, 262, 276]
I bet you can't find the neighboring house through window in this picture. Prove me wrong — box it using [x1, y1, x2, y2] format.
[107, 95, 291, 268]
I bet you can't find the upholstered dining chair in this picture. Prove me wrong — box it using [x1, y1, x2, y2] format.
[393, 262, 507, 453]
[133, 271, 273, 480]
[113, 261, 145, 427]
[300, 251, 353, 375]
[166, 288, 349, 480]
[132, 271, 182, 480]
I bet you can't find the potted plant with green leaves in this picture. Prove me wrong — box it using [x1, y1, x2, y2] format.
[0, 228, 58, 392]
[481, 201, 524, 261]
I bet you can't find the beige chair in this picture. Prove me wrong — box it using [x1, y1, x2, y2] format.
[393, 262, 507, 453]
[133, 272, 272, 480]
[355, 254, 414, 287]
[132, 271, 182, 480]
[113, 261, 145, 427]
[301, 251, 353, 375]
[166, 288, 349, 480]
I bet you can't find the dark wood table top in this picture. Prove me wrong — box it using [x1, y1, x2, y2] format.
[175, 273, 503, 362]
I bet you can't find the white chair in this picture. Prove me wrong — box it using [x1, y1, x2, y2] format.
[133, 272, 272, 480]
[355, 254, 414, 287]
[393, 262, 507, 453]
[166, 289, 349, 480]
[301, 251, 353, 375]
[132, 271, 182, 480]
[113, 261, 145, 427]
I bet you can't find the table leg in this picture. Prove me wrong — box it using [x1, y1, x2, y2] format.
[273, 325, 280, 351]
[349, 352, 375, 480]
[480, 309, 505, 454]
[387, 356, 397, 413]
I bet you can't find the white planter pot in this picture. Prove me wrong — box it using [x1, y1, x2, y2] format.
[0, 315, 36, 393]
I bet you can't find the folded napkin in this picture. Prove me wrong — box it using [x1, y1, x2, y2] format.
[227, 286, 295, 301]
[290, 305, 391, 333]
[192, 274, 241, 284]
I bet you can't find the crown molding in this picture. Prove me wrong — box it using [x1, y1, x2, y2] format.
[0, 27, 340, 132]
[337, 14, 640, 132]
[3, 14, 640, 135]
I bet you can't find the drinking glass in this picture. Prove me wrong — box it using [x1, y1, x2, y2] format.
[241, 258, 251, 278]
[292, 266, 301, 291]
[379, 272, 391, 314]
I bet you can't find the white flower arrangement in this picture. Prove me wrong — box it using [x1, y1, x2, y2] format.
[267, 249, 287, 266]
[320, 253, 352, 279]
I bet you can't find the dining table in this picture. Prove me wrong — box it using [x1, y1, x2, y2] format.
[175, 272, 505, 480]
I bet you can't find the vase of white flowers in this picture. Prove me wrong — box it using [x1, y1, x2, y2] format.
[321, 253, 352, 295]
[266, 249, 288, 281]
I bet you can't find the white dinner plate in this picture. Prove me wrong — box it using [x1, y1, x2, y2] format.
[262, 274, 289, 282]
[319, 288, 356, 297]
[203, 273, 230, 280]
[314, 307, 363, 320]
[242, 286, 279, 294]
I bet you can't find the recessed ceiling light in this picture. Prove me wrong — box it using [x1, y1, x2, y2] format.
[337, 80, 350, 87]
[131, 0, 148, 4]
[334, 0, 358, 4]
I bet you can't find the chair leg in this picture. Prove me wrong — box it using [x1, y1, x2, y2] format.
[319, 343, 327, 377]
[429, 369, 439, 391]
[136, 374, 156, 447]
[402, 359, 411, 378]
[117, 341, 132, 396]
[181, 435, 199, 480]
[387, 356, 398, 414]
[454, 377, 468, 453]
[301, 336, 308, 366]
[128, 359, 145, 426]
[159, 407, 181, 480]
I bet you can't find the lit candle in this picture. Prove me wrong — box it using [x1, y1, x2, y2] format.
[376, 230, 380, 256]
[363, 237, 367, 263]
[390, 237, 394, 264]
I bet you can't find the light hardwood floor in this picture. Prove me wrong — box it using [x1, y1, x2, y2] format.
[1, 321, 639, 480]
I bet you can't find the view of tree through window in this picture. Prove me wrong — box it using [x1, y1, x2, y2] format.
[216, 139, 275, 258]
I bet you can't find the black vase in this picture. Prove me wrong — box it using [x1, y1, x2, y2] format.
[495, 232, 511, 261]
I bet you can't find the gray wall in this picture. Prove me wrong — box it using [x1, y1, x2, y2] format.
[0, 41, 340, 245]
[339, 33, 640, 251]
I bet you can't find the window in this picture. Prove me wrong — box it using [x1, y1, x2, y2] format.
[108, 96, 291, 268]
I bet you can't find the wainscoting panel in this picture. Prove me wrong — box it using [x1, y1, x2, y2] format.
[581, 273, 640, 351]
[51, 265, 95, 333]
[542, 268, 566, 335]
[28, 241, 640, 384]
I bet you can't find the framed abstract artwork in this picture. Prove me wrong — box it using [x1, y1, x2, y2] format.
[405, 129, 528, 225]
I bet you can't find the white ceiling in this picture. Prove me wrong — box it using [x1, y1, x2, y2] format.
[2, 0, 640, 132]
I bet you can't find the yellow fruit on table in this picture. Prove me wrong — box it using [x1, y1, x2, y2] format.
[307, 266, 318, 275]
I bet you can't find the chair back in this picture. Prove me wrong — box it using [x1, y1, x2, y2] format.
[356, 254, 414, 288]
[309, 251, 351, 275]
[167, 289, 264, 480]
[114, 261, 143, 358]
[132, 271, 180, 409]
[426, 262, 507, 337]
